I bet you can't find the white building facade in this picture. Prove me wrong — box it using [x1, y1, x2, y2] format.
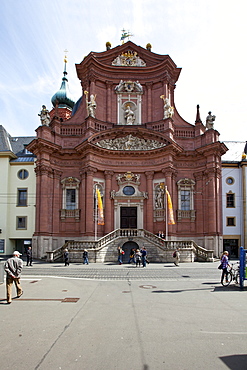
[0, 125, 36, 256]
[222, 141, 247, 257]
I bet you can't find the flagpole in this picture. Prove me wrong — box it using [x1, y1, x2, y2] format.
[165, 185, 168, 240]
[95, 186, 98, 241]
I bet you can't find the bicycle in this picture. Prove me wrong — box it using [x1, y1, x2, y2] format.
[221, 262, 240, 287]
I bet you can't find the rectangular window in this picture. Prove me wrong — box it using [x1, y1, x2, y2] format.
[17, 189, 27, 206]
[226, 193, 235, 208]
[0, 239, 4, 253]
[66, 189, 76, 210]
[17, 216, 27, 229]
[181, 190, 190, 210]
[226, 217, 235, 226]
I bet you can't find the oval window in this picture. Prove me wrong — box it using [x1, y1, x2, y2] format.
[226, 177, 234, 185]
[18, 169, 29, 180]
[123, 186, 135, 196]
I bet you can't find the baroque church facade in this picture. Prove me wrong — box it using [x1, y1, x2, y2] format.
[27, 41, 227, 260]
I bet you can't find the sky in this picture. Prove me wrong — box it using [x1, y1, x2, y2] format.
[1, 0, 247, 142]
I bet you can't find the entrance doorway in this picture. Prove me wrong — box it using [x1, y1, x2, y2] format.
[223, 239, 239, 258]
[121, 241, 139, 263]
[120, 207, 137, 229]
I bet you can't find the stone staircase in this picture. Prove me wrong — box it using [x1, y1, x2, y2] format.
[46, 229, 214, 263]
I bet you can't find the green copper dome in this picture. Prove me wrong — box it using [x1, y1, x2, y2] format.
[51, 58, 75, 109]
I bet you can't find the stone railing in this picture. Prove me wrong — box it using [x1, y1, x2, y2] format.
[46, 229, 214, 262]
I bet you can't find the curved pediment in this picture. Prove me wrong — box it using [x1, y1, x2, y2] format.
[89, 129, 171, 152]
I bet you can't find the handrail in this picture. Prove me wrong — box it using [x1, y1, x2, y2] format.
[46, 229, 214, 262]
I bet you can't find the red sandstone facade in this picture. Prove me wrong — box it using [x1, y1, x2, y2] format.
[28, 41, 227, 258]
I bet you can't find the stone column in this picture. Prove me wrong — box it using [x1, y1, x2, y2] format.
[52, 169, 63, 234]
[85, 166, 97, 236]
[146, 82, 153, 122]
[205, 168, 217, 234]
[104, 171, 114, 234]
[145, 171, 154, 233]
[194, 171, 204, 233]
[106, 81, 113, 122]
[35, 164, 53, 235]
[80, 171, 86, 235]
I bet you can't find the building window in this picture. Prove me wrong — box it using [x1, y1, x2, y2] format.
[18, 169, 29, 180]
[66, 189, 76, 210]
[60, 177, 80, 220]
[226, 177, 234, 185]
[17, 216, 27, 229]
[177, 178, 196, 221]
[226, 192, 235, 208]
[17, 189, 27, 206]
[181, 190, 190, 210]
[226, 217, 235, 226]
[177, 178, 195, 210]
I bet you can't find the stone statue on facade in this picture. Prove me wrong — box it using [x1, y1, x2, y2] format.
[38, 105, 50, 126]
[84, 91, 97, 118]
[155, 187, 164, 209]
[206, 111, 215, 129]
[125, 105, 135, 125]
[160, 96, 174, 119]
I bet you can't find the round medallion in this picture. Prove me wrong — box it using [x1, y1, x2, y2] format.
[123, 186, 135, 196]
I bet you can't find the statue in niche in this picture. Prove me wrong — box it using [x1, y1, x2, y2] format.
[155, 186, 164, 209]
[84, 91, 97, 118]
[160, 95, 174, 119]
[206, 111, 215, 129]
[38, 105, 50, 126]
[125, 105, 135, 125]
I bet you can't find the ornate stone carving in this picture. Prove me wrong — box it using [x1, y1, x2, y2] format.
[115, 80, 143, 93]
[61, 177, 80, 191]
[112, 51, 146, 67]
[116, 172, 140, 185]
[96, 135, 166, 151]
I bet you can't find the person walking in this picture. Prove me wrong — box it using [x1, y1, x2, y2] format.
[26, 246, 33, 266]
[173, 248, 180, 266]
[128, 248, 135, 264]
[83, 249, 89, 265]
[220, 251, 230, 284]
[117, 246, 124, 265]
[141, 247, 147, 267]
[4, 251, 23, 304]
[135, 249, 142, 267]
[64, 248, 69, 266]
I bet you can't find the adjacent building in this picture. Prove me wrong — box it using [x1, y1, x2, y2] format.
[222, 141, 247, 257]
[0, 125, 36, 255]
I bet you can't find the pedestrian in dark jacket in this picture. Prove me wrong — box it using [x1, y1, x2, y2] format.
[83, 249, 89, 264]
[26, 246, 33, 266]
[64, 249, 69, 266]
[141, 247, 147, 267]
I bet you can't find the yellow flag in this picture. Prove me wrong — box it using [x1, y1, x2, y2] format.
[96, 188, 104, 225]
[166, 189, 175, 225]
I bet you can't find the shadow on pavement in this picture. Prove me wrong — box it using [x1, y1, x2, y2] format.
[219, 354, 247, 370]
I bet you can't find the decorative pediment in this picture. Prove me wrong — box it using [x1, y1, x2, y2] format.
[96, 134, 166, 151]
[112, 51, 146, 67]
